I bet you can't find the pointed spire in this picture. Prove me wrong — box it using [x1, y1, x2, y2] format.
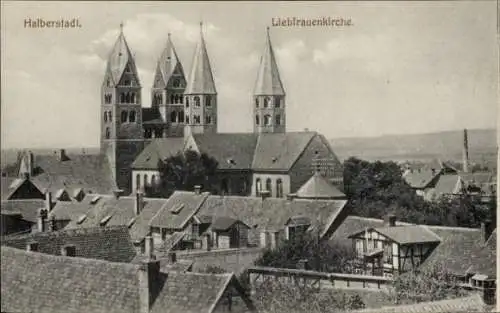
[185, 21, 217, 95]
[154, 32, 183, 87]
[254, 27, 285, 96]
[105, 23, 140, 85]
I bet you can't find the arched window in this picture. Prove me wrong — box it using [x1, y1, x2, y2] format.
[178, 110, 185, 123]
[105, 127, 110, 139]
[275, 114, 281, 126]
[186, 116, 190, 124]
[264, 114, 271, 126]
[205, 115, 211, 124]
[108, 111, 112, 122]
[129, 110, 136, 123]
[143, 174, 148, 187]
[120, 93, 125, 103]
[174, 95, 179, 104]
[106, 79, 111, 87]
[185, 97, 189, 107]
[206, 96, 211, 107]
[255, 98, 259, 108]
[136, 174, 141, 190]
[194, 115, 201, 124]
[158, 94, 163, 105]
[121, 111, 128, 123]
[170, 95, 175, 104]
[255, 115, 260, 125]
[264, 97, 271, 108]
[151, 175, 156, 187]
[265, 178, 272, 195]
[170, 111, 177, 123]
[180, 96, 183, 104]
[276, 179, 283, 198]
[131, 93, 136, 104]
[274, 96, 281, 108]
[104, 112, 108, 123]
[194, 96, 201, 107]
[255, 178, 261, 196]
[125, 93, 131, 103]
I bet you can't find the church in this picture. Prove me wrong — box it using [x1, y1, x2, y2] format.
[100, 22, 344, 197]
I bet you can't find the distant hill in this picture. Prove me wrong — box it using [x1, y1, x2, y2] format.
[330, 128, 497, 167]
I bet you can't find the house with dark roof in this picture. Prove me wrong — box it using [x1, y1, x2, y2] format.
[1, 245, 256, 313]
[329, 214, 496, 296]
[1, 225, 137, 263]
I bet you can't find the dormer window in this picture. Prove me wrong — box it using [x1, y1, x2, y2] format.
[99, 215, 112, 226]
[170, 204, 184, 214]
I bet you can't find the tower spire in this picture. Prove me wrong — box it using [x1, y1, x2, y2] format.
[254, 27, 285, 96]
[185, 21, 216, 95]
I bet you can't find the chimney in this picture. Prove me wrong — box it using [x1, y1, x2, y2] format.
[194, 185, 202, 195]
[45, 192, 53, 211]
[37, 208, 47, 232]
[26, 241, 39, 252]
[481, 220, 493, 244]
[61, 244, 76, 257]
[168, 251, 177, 264]
[463, 129, 469, 173]
[260, 190, 271, 200]
[138, 258, 161, 313]
[144, 235, 155, 260]
[112, 189, 123, 199]
[384, 214, 397, 227]
[135, 191, 144, 215]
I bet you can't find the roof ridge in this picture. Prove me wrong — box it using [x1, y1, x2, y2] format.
[1, 225, 129, 241]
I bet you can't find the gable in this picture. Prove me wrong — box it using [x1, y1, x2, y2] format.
[152, 66, 166, 89]
[5, 179, 44, 200]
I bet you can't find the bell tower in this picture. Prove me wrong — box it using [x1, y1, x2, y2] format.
[101, 23, 145, 193]
[184, 22, 218, 136]
[253, 27, 286, 134]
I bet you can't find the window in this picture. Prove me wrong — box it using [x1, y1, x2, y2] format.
[136, 174, 141, 190]
[108, 111, 112, 122]
[170, 95, 175, 104]
[121, 111, 128, 123]
[178, 111, 185, 123]
[192, 223, 199, 236]
[194, 115, 201, 124]
[106, 79, 111, 87]
[206, 96, 211, 107]
[170, 111, 177, 123]
[124, 79, 131, 86]
[185, 97, 189, 107]
[186, 116, 190, 123]
[194, 96, 201, 107]
[174, 94, 180, 104]
[255, 115, 260, 125]
[173, 79, 180, 88]
[104, 94, 112, 104]
[264, 97, 271, 108]
[131, 93, 136, 104]
[120, 93, 125, 103]
[276, 179, 283, 198]
[264, 114, 271, 126]
[255, 178, 261, 196]
[104, 113, 108, 123]
[275, 96, 281, 108]
[125, 93, 131, 103]
[384, 243, 392, 263]
[205, 115, 211, 124]
[265, 178, 272, 194]
[255, 98, 259, 108]
[105, 127, 110, 139]
[129, 111, 136, 123]
[143, 174, 148, 187]
[355, 240, 364, 259]
[275, 114, 281, 126]
[151, 175, 156, 187]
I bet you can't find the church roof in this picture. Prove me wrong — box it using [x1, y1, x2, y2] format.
[185, 23, 217, 95]
[154, 34, 184, 88]
[105, 26, 140, 86]
[253, 28, 285, 96]
[295, 172, 346, 199]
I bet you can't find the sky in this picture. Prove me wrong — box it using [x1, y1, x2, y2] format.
[1, 1, 498, 149]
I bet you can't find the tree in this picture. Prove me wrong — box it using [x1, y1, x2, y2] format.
[145, 149, 219, 197]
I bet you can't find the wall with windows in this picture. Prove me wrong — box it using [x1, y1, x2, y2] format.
[253, 95, 286, 134]
[251, 173, 290, 198]
[132, 170, 161, 192]
[184, 94, 217, 134]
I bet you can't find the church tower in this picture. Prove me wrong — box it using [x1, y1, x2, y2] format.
[151, 33, 187, 138]
[101, 24, 145, 193]
[184, 22, 217, 135]
[253, 27, 286, 133]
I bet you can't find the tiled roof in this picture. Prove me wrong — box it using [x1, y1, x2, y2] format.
[403, 169, 440, 189]
[1, 246, 244, 313]
[197, 194, 348, 245]
[429, 174, 462, 199]
[0, 177, 16, 199]
[353, 294, 487, 313]
[1, 225, 137, 263]
[296, 172, 346, 199]
[252, 131, 316, 170]
[149, 191, 209, 229]
[160, 259, 194, 273]
[210, 216, 249, 231]
[27, 153, 117, 195]
[468, 229, 496, 277]
[459, 172, 494, 185]
[142, 107, 165, 124]
[192, 133, 259, 170]
[132, 138, 186, 169]
[352, 225, 441, 244]
[185, 26, 217, 95]
[0, 199, 46, 223]
[253, 28, 285, 96]
[1, 177, 45, 200]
